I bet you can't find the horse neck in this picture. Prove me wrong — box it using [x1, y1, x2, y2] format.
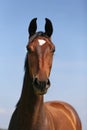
[17, 70, 46, 130]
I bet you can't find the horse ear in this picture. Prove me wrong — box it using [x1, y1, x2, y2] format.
[28, 18, 37, 37]
[45, 18, 53, 37]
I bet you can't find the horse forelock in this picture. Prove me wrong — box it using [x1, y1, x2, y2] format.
[29, 31, 49, 43]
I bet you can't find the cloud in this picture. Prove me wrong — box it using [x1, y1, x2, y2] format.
[0, 108, 7, 115]
[0, 107, 13, 128]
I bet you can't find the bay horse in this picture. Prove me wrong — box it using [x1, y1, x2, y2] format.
[8, 18, 82, 130]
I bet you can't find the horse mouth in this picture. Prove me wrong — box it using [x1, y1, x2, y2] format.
[33, 79, 50, 95]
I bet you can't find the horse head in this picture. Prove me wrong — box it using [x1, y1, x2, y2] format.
[26, 18, 55, 95]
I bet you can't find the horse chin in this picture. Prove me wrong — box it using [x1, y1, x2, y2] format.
[33, 85, 48, 95]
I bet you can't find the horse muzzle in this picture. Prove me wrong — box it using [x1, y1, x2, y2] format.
[32, 77, 50, 95]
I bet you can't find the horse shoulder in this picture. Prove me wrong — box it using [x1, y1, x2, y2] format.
[44, 101, 82, 130]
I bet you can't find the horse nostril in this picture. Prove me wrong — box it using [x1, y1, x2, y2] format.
[46, 79, 50, 87]
[33, 78, 40, 86]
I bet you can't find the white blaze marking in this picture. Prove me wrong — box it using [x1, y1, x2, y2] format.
[38, 39, 46, 46]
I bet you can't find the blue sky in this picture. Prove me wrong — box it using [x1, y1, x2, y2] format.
[0, 0, 87, 129]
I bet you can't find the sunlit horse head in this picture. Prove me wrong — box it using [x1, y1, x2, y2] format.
[26, 18, 55, 95]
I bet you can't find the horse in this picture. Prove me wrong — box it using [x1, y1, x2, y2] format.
[8, 18, 82, 130]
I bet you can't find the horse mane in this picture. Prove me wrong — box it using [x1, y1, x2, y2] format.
[24, 54, 28, 72]
[15, 54, 29, 108]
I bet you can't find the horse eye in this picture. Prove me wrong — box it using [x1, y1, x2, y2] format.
[51, 48, 55, 53]
[26, 45, 32, 53]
